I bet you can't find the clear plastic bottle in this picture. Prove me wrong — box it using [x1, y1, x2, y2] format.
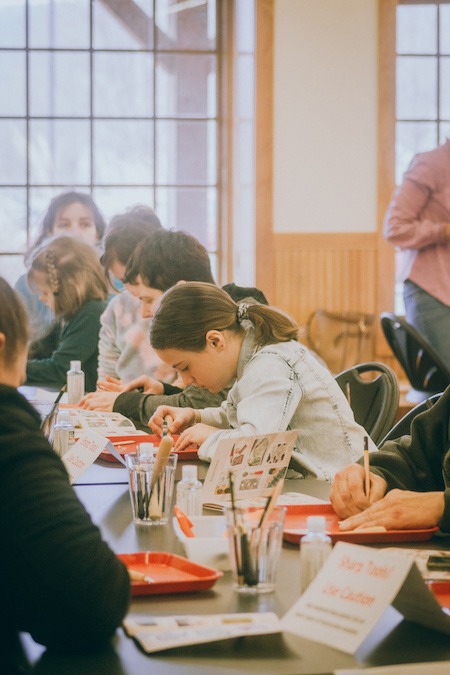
[67, 360, 85, 404]
[176, 465, 203, 516]
[53, 411, 75, 458]
[300, 515, 332, 593]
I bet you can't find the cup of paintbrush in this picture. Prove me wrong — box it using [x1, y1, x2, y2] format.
[35, 385, 66, 443]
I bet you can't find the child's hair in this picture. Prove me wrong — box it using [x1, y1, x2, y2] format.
[27, 237, 108, 319]
[33, 191, 106, 249]
[150, 282, 299, 351]
[100, 205, 163, 283]
[124, 230, 215, 291]
[0, 277, 29, 361]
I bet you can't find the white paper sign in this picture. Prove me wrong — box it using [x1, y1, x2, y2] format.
[62, 432, 126, 483]
[281, 541, 450, 654]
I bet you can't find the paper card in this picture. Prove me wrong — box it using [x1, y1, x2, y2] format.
[62, 432, 126, 483]
[202, 429, 298, 507]
[281, 541, 450, 654]
[123, 612, 281, 653]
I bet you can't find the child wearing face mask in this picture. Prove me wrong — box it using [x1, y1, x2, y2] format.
[15, 191, 106, 342]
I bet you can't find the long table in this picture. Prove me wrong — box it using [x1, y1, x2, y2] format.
[22, 463, 450, 674]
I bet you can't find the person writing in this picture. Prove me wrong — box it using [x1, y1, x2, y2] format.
[330, 387, 450, 532]
[147, 282, 376, 481]
[0, 278, 129, 671]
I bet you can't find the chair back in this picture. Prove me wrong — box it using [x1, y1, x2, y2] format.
[335, 361, 400, 446]
[380, 312, 450, 401]
[378, 392, 442, 447]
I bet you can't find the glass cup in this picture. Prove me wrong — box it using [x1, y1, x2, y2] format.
[125, 452, 177, 526]
[224, 505, 286, 594]
[29, 400, 59, 444]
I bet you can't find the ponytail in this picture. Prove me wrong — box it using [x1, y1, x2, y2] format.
[150, 282, 299, 351]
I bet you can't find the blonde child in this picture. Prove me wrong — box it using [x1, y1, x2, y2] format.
[148, 282, 377, 481]
[26, 237, 108, 392]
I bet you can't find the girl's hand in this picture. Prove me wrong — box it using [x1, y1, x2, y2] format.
[149, 406, 194, 436]
[122, 376, 165, 395]
[78, 391, 120, 412]
[338, 489, 445, 532]
[330, 464, 387, 518]
[97, 375, 124, 392]
[173, 424, 217, 451]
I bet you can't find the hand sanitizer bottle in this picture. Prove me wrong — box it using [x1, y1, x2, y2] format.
[176, 465, 203, 516]
[300, 515, 332, 593]
[53, 411, 75, 458]
[67, 360, 84, 404]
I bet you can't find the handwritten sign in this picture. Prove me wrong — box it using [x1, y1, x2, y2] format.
[62, 432, 125, 483]
[281, 541, 450, 653]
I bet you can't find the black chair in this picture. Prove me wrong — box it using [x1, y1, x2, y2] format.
[378, 392, 442, 447]
[335, 361, 400, 446]
[380, 312, 450, 403]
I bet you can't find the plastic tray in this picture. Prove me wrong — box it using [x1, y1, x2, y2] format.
[429, 582, 450, 611]
[117, 551, 223, 596]
[99, 434, 198, 462]
[283, 503, 438, 544]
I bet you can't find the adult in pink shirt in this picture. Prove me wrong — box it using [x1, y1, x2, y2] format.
[384, 139, 450, 367]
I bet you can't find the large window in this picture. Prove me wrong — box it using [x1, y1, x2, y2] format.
[0, 0, 248, 286]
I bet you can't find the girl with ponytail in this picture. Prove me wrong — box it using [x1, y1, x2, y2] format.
[149, 282, 376, 481]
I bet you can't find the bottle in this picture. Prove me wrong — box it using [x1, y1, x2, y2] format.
[176, 465, 203, 516]
[53, 411, 75, 458]
[300, 515, 332, 593]
[67, 360, 85, 404]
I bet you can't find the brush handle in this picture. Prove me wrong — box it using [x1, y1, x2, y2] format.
[149, 435, 174, 490]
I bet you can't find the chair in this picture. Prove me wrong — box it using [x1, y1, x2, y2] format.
[380, 312, 450, 403]
[335, 362, 400, 446]
[378, 392, 442, 447]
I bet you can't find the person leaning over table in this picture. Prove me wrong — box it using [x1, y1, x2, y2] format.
[330, 385, 450, 533]
[0, 277, 130, 673]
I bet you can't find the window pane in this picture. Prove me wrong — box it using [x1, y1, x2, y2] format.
[0, 254, 26, 286]
[29, 120, 91, 185]
[93, 53, 154, 117]
[235, 0, 255, 52]
[156, 121, 217, 185]
[156, 54, 216, 118]
[29, 52, 90, 117]
[156, 0, 216, 50]
[440, 122, 450, 146]
[0, 120, 26, 184]
[396, 56, 437, 120]
[0, 0, 25, 48]
[440, 58, 450, 120]
[0, 52, 26, 116]
[93, 0, 153, 50]
[93, 187, 155, 221]
[0, 188, 27, 252]
[395, 122, 437, 185]
[396, 4, 437, 55]
[236, 54, 254, 119]
[93, 120, 154, 185]
[233, 186, 255, 287]
[156, 187, 217, 251]
[440, 5, 450, 55]
[236, 121, 254, 185]
[29, 0, 90, 49]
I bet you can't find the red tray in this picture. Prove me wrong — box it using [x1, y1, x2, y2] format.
[429, 582, 450, 612]
[99, 434, 198, 462]
[117, 551, 223, 596]
[283, 503, 438, 544]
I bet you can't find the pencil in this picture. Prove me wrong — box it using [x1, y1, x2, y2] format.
[364, 435, 370, 497]
[111, 440, 135, 446]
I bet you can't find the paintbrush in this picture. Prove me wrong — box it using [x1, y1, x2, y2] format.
[40, 385, 66, 438]
[258, 475, 284, 529]
[148, 415, 174, 519]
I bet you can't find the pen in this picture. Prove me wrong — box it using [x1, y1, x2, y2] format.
[363, 435, 370, 497]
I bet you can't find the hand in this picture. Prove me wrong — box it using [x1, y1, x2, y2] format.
[338, 489, 445, 531]
[122, 376, 165, 395]
[97, 375, 124, 392]
[330, 464, 387, 518]
[149, 406, 195, 436]
[174, 424, 218, 451]
[78, 391, 120, 412]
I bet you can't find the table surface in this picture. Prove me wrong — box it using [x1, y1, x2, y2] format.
[23, 466, 450, 675]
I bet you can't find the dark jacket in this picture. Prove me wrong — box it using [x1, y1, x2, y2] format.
[0, 385, 130, 668]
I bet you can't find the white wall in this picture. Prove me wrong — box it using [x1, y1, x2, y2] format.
[273, 0, 378, 233]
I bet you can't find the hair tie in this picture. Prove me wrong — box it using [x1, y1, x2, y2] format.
[46, 250, 59, 296]
[236, 302, 249, 324]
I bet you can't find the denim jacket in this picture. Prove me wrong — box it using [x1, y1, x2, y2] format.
[198, 327, 377, 481]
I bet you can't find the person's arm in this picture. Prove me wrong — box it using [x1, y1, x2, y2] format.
[383, 153, 450, 250]
[26, 301, 104, 387]
[97, 301, 121, 381]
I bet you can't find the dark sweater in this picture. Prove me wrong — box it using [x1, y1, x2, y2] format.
[0, 386, 130, 666]
[362, 384, 450, 532]
[26, 299, 106, 392]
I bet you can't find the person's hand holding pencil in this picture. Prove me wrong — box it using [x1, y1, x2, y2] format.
[330, 462, 388, 520]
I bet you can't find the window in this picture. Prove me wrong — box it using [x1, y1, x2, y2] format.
[0, 0, 255, 287]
